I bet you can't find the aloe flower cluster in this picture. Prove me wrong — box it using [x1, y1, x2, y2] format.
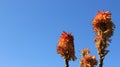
[57, 31, 76, 67]
[80, 48, 97, 67]
[56, 10, 115, 67]
[92, 10, 115, 67]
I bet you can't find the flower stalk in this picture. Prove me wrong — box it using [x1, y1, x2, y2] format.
[57, 31, 76, 67]
[92, 10, 115, 67]
[65, 59, 69, 67]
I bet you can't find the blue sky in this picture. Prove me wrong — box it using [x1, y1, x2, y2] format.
[0, 0, 120, 67]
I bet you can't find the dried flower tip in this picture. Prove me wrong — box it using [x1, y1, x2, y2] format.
[92, 10, 115, 38]
[81, 48, 90, 57]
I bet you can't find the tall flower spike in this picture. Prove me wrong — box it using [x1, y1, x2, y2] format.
[80, 48, 97, 67]
[57, 31, 76, 67]
[92, 10, 115, 67]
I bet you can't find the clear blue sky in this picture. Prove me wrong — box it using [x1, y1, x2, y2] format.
[0, 0, 119, 67]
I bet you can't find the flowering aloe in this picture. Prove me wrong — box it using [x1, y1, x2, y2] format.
[92, 10, 115, 38]
[92, 10, 115, 67]
[57, 31, 76, 67]
[80, 48, 97, 67]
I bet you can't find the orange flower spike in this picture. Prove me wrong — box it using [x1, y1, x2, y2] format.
[92, 10, 115, 67]
[92, 10, 115, 38]
[80, 49, 97, 67]
[82, 56, 97, 67]
[57, 31, 76, 61]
